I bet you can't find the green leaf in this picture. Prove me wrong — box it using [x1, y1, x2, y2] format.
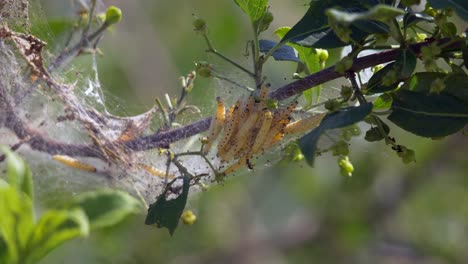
[373, 93, 393, 110]
[402, 72, 468, 103]
[326, 5, 404, 25]
[366, 49, 416, 94]
[65, 189, 141, 230]
[352, 19, 390, 34]
[290, 25, 372, 48]
[463, 44, 468, 69]
[279, 141, 304, 164]
[0, 187, 34, 263]
[0, 146, 34, 199]
[279, 1, 330, 44]
[145, 176, 190, 236]
[259, 39, 300, 62]
[440, 22, 457, 37]
[427, 0, 468, 21]
[25, 209, 89, 264]
[388, 90, 468, 137]
[283, 4, 390, 48]
[234, 0, 267, 25]
[403, 12, 434, 28]
[0, 234, 7, 264]
[398, 49, 417, 79]
[366, 62, 399, 94]
[299, 103, 373, 166]
[364, 117, 390, 142]
[275, 27, 322, 106]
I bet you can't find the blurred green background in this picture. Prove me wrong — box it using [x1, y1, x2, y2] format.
[28, 0, 468, 263]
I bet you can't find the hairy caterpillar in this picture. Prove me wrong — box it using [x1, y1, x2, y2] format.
[204, 86, 325, 176]
[52, 155, 97, 172]
[138, 163, 175, 179]
[284, 113, 326, 134]
[202, 97, 225, 154]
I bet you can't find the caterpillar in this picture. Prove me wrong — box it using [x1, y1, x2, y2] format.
[138, 163, 175, 179]
[250, 110, 273, 155]
[202, 97, 226, 154]
[52, 155, 97, 172]
[284, 113, 326, 134]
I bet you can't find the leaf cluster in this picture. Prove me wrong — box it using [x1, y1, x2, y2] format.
[0, 147, 141, 263]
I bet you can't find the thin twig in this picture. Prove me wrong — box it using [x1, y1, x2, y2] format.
[202, 34, 255, 77]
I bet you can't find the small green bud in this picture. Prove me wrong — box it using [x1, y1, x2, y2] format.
[199, 182, 209, 192]
[341, 125, 361, 141]
[416, 33, 427, 41]
[429, 78, 446, 94]
[324, 99, 341, 111]
[265, 98, 278, 109]
[364, 127, 385, 142]
[181, 210, 197, 225]
[396, 146, 416, 164]
[316, 48, 329, 63]
[340, 85, 353, 101]
[193, 17, 207, 33]
[445, 8, 454, 17]
[105, 6, 122, 25]
[96, 13, 106, 23]
[423, 59, 439, 72]
[382, 68, 399, 86]
[79, 13, 89, 27]
[332, 141, 349, 156]
[335, 56, 353, 74]
[200, 137, 209, 144]
[195, 61, 213, 78]
[258, 11, 274, 32]
[372, 64, 384, 73]
[425, 5, 437, 17]
[338, 156, 354, 177]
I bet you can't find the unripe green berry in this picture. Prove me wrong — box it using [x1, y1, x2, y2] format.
[105, 6, 122, 25]
[316, 48, 329, 62]
[338, 156, 354, 177]
[181, 210, 197, 225]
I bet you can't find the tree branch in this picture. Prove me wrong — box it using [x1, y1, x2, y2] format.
[2, 38, 463, 160]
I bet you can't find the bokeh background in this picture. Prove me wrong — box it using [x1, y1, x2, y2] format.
[23, 0, 468, 263]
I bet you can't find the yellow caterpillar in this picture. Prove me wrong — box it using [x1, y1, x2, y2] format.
[250, 110, 273, 155]
[203, 97, 225, 154]
[52, 155, 97, 172]
[138, 163, 175, 179]
[205, 86, 326, 176]
[284, 113, 326, 134]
